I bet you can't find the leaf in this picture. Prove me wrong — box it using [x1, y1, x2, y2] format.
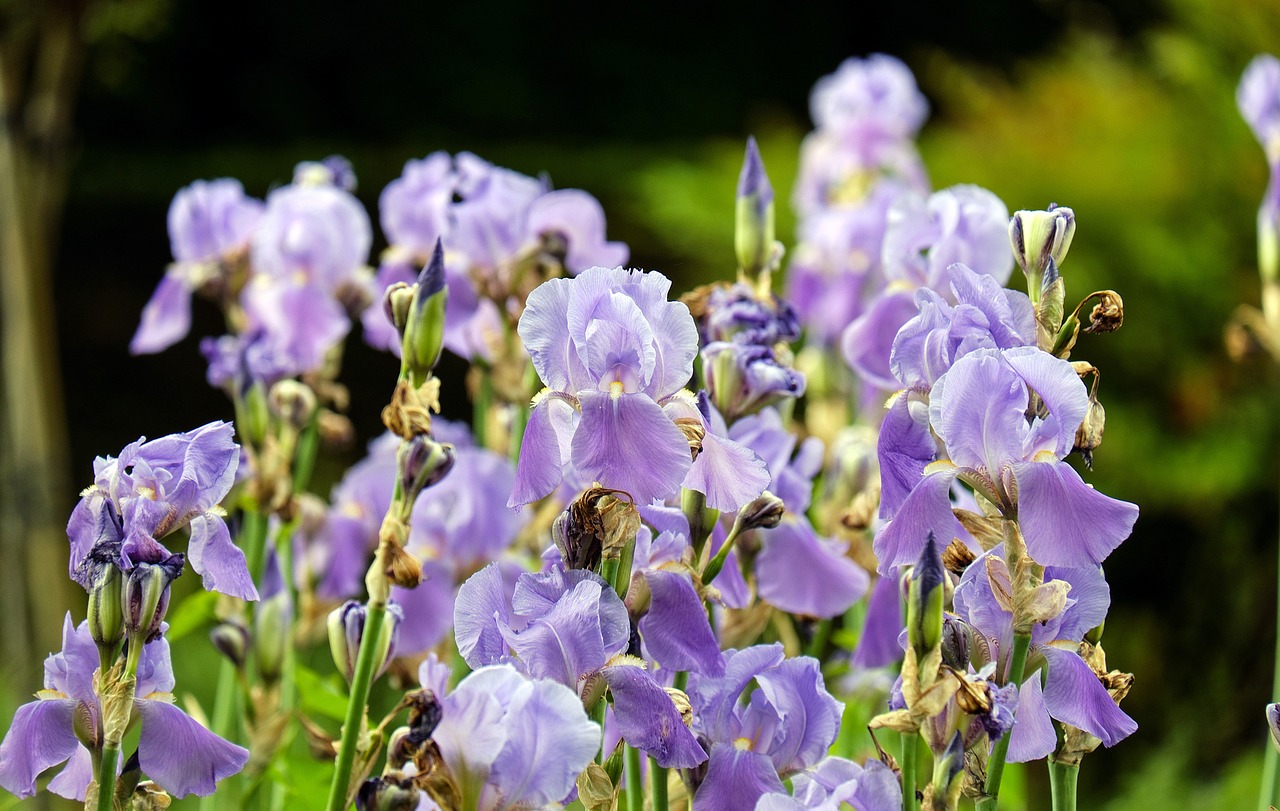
[294, 663, 351, 722]
[162, 589, 217, 643]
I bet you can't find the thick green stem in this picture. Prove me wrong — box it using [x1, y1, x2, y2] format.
[901, 733, 919, 811]
[624, 745, 644, 811]
[651, 756, 669, 811]
[805, 618, 833, 660]
[325, 601, 388, 811]
[1262, 469, 1280, 811]
[1049, 759, 1078, 811]
[292, 418, 320, 492]
[978, 632, 1033, 811]
[95, 744, 119, 811]
[701, 525, 743, 584]
[242, 509, 271, 587]
[591, 700, 607, 765]
[473, 369, 492, 450]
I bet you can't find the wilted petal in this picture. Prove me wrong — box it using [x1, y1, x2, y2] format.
[757, 522, 868, 619]
[603, 665, 707, 768]
[188, 513, 257, 600]
[1041, 647, 1137, 747]
[454, 564, 514, 668]
[1006, 675, 1055, 763]
[131, 272, 195, 355]
[135, 700, 249, 797]
[640, 570, 725, 676]
[697, 746, 786, 811]
[573, 391, 691, 505]
[756, 657, 843, 773]
[489, 676, 601, 807]
[872, 469, 962, 574]
[851, 573, 905, 670]
[0, 699, 79, 798]
[1011, 461, 1138, 568]
[509, 394, 579, 507]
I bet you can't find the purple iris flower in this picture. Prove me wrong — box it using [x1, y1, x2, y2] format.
[1240, 55, 1280, 165]
[200, 328, 304, 393]
[455, 563, 707, 768]
[66, 421, 256, 600]
[688, 645, 844, 811]
[843, 185, 1012, 390]
[241, 181, 372, 374]
[874, 347, 1138, 572]
[422, 662, 600, 810]
[699, 283, 801, 346]
[703, 342, 806, 423]
[131, 179, 264, 355]
[510, 266, 767, 509]
[0, 616, 248, 800]
[953, 546, 1137, 760]
[755, 756, 902, 811]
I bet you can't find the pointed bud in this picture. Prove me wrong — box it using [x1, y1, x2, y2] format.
[403, 240, 448, 386]
[210, 621, 250, 670]
[930, 731, 967, 808]
[88, 564, 125, 651]
[327, 600, 403, 684]
[1269, 704, 1280, 753]
[735, 491, 786, 533]
[122, 556, 184, 645]
[1010, 205, 1076, 304]
[735, 137, 776, 275]
[907, 533, 945, 661]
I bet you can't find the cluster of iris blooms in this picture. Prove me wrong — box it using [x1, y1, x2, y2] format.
[0, 55, 1146, 811]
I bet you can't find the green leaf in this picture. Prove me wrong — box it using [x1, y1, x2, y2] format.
[163, 590, 217, 643]
[294, 663, 350, 722]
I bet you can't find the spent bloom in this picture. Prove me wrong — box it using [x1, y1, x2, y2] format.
[67, 421, 256, 601]
[510, 266, 766, 509]
[0, 616, 248, 800]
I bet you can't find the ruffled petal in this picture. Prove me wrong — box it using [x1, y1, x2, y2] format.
[135, 699, 249, 797]
[756, 657, 843, 773]
[488, 674, 601, 807]
[1001, 346, 1090, 457]
[502, 579, 611, 687]
[131, 272, 194, 355]
[928, 350, 1028, 473]
[509, 394, 579, 507]
[0, 699, 79, 798]
[603, 664, 707, 768]
[684, 429, 770, 512]
[640, 570, 725, 676]
[1011, 461, 1138, 568]
[1041, 647, 1137, 747]
[690, 644, 786, 744]
[454, 564, 514, 668]
[842, 290, 918, 391]
[1042, 563, 1111, 645]
[756, 521, 869, 619]
[572, 391, 691, 505]
[1006, 674, 1055, 763]
[187, 513, 258, 600]
[871, 469, 962, 574]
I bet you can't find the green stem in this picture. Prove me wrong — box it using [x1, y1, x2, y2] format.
[978, 632, 1033, 811]
[473, 369, 492, 450]
[1262, 468, 1280, 811]
[292, 418, 320, 492]
[325, 602, 388, 811]
[242, 509, 271, 586]
[651, 755, 669, 811]
[805, 617, 833, 660]
[590, 700, 607, 765]
[1049, 759, 1079, 811]
[624, 745, 643, 811]
[95, 744, 119, 811]
[701, 524, 742, 583]
[901, 733, 919, 811]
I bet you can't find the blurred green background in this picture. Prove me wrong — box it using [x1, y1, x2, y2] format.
[3, 0, 1280, 807]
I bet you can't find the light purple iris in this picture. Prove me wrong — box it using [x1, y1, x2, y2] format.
[131, 179, 264, 355]
[688, 644, 844, 811]
[421, 661, 599, 811]
[874, 347, 1138, 573]
[66, 421, 256, 600]
[1240, 55, 1280, 164]
[241, 181, 372, 374]
[200, 328, 304, 392]
[0, 616, 248, 800]
[510, 266, 767, 509]
[953, 546, 1137, 760]
[754, 756, 901, 811]
[698, 283, 801, 347]
[455, 563, 707, 769]
[843, 185, 1012, 390]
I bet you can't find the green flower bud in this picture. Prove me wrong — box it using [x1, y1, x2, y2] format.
[402, 240, 448, 387]
[88, 564, 124, 651]
[268, 379, 317, 432]
[1010, 205, 1075, 304]
[907, 533, 945, 661]
[327, 600, 402, 684]
[122, 557, 184, 646]
[210, 621, 250, 670]
[735, 137, 776, 275]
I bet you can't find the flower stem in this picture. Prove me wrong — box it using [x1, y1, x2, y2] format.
[651, 755, 669, 811]
[1262, 470, 1280, 811]
[1049, 759, 1078, 811]
[977, 632, 1032, 811]
[95, 744, 119, 811]
[473, 368, 492, 450]
[324, 601, 388, 811]
[901, 733, 919, 811]
[590, 700, 607, 765]
[624, 745, 643, 811]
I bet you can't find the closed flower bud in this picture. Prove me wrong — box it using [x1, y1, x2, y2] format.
[907, 533, 944, 661]
[940, 615, 972, 671]
[268, 379, 317, 431]
[703, 342, 805, 423]
[356, 775, 421, 811]
[736, 491, 786, 533]
[210, 621, 250, 670]
[398, 435, 455, 504]
[1010, 205, 1075, 303]
[88, 564, 125, 651]
[735, 137, 776, 275]
[383, 281, 414, 336]
[328, 600, 404, 684]
[254, 551, 292, 684]
[122, 556, 184, 645]
[402, 240, 448, 386]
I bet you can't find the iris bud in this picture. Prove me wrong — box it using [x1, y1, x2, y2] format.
[268, 379, 317, 432]
[210, 621, 250, 670]
[327, 600, 403, 684]
[403, 239, 448, 386]
[735, 137, 776, 275]
[383, 281, 414, 335]
[1010, 205, 1075, 304]
[88, 564, 124, 650]
[907, 533, 944, 661]
[398, 435, 455, 504]
[122, 556, 184, 645]
[940, 615, 972, 671]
